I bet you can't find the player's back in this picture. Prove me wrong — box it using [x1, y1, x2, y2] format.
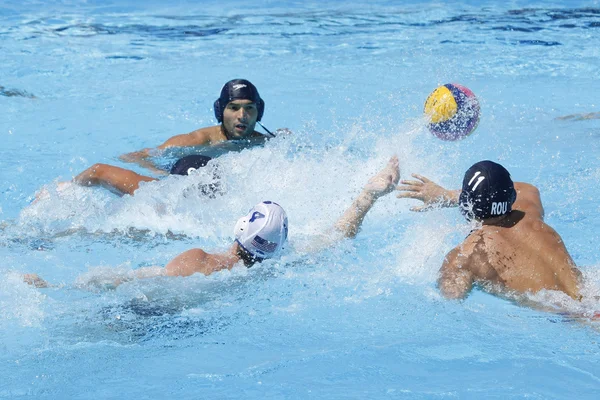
[467, 210, 581, 299]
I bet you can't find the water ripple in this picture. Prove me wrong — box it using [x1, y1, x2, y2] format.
[0, 8, 597, 44]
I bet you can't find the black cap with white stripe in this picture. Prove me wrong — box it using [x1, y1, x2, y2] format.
[459, 160, 516, 221]
[169, 155, 212, 176]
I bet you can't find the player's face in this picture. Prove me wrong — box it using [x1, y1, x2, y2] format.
[222, 99, 258, 139]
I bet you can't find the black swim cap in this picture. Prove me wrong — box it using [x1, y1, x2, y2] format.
[169, 155, 212, 175]
[213, 79, 265, 123]
[170, 155, 222, 197]
[459, 160, 516, 221]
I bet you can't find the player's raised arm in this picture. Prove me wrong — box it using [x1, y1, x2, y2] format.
[396, 174, 460, 212]
[334, 156, 400, 239]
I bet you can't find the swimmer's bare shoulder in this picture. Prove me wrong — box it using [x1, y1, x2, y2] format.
[161, 126, 285, 149]
[513, 182, 543, 219]
[164, 248, 211, 277]
[158, 126, 225, 149]
[163, 248, 237, 277]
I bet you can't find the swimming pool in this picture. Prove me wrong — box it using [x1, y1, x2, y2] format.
[2, 0, 600, 398]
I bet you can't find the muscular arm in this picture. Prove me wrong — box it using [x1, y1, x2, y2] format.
[157, 130, 215, 148]
[437, 247, 475, 300]
[73, 163, 157, 196]
[106, 252, 218, 285]
[164, 248, 232, 277]
[334, 156, 400, 238]
[119, 126, 221, 172]
[397, 174, 542, 219]
[117, 149, 171, 175]
[24, 248, 231, 290]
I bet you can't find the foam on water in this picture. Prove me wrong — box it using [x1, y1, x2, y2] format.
[16, 120, 419, 236]
[0, 271, 46, 328]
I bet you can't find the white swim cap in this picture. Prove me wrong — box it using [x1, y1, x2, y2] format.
[234, 201, 288, 259]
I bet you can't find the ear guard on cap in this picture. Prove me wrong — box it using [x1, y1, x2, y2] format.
[458, 164, 517, 221]
[459, 188, 516, 221]
[213, 79, 265, 123]
[169, 155, 212, 176]
[214, 98, 264, 123]
[213, 98, 223, 122]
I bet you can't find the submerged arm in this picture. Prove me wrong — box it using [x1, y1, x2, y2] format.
[23, 273, 51, 288]
[119, 128, 217, 173]
[555, 112, 600, 121]
[117, 151, 170, 176]
[23, 248, 230, 291]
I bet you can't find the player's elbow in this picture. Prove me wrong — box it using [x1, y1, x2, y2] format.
[335, 223, 359, 239]
[437, 277, 469, 300]
[90, 163, 110, 178]
[74, 163, 108, 185]
[439, 286, 468, 300]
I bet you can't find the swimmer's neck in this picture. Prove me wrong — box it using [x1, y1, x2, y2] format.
[480, 210, 524, 228]
[220, 124, 235, 140]
[481, 214, 509, 225]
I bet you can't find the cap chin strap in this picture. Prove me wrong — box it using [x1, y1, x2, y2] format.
[222, 121, 276, 139]
[257, 121, 276, 138]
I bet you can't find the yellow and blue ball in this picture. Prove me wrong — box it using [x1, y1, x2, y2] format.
[424, 83, 480, 141]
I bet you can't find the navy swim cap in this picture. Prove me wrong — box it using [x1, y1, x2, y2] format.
[459, 160, 516, 221]
[170, 155, 222, 197]
[213, 79, 264, 123]
[169, 155, 212, 175]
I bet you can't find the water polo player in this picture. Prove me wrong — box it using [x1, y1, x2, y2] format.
[396, 161, 584, 303]
[25, 156, 400, 286]
[120, 79, 289, 171]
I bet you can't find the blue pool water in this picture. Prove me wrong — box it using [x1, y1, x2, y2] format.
[2, 0, 600, 398]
